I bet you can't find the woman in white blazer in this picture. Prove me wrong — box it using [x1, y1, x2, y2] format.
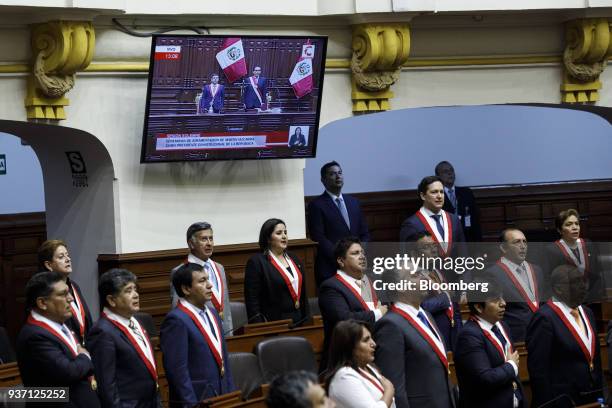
[325, 319, 396, 408]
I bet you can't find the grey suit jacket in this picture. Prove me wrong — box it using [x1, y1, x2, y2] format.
[374, 308, 456, 408]
[170, 259, 233, 335]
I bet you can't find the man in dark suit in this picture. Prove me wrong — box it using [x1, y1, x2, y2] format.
[400, 175, 465, 259]
[243, 66, 268, 110]
[16, 271, 100, 408]
[417, 232, 463, 352]
[435, 161, 482, 242]
[318, 237, 386, 372]
[88, 268, 161, 408]
[454, 278, 524, 408]
[199, 74, 225, 113]
[527, 264, 603, 408]
[308, 161, 370, 285]
[486, 228, 547, 343]
[374, 268, 456, 408]
[161, 263, 235, 407]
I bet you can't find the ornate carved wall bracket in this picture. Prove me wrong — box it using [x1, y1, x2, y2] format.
[25, 21, 95, 120]
[562, 18, 611, 104]
[351, 23, 410, 113]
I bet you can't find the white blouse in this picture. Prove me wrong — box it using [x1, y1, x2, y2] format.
[329, 365, 395, 408]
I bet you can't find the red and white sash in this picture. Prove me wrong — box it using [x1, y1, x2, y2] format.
[28, 312, 79, 356]
[177, 300, 225, 375]
[68, 282, 87, 341]
[249, 76, 263, 104]
[207, 261, 225, 316]
[472, 317, 513, 359]
[102, 312, 157, 382]
[358, 365, 385, 394]
[548, 301, 596, 370]
[431, 270, 455, 326]
[415, 208, 453, 257]
[391, 304, 449, 374]
[268, 253, 303, 308]
[555, 239, 589, 277]
[209, 84, 220, 99]
[335, 272, 378, 312]
[497, 259, 539, 312]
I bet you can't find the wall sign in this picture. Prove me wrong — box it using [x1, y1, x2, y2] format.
[65, 151, 88, 187]
[0, 154, 5, 175]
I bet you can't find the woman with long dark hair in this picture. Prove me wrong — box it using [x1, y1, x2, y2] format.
[325, 319, 395, 408]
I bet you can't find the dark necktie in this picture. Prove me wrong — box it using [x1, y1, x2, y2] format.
[128, 320, 146, 345]
[431, 214, 445, 237]
[491, 325, 507, 349]
[335, 197, 351, 229]
[447, 189, 457, 210]
[571, 247, 582, 263]
[417, 311, 440, 340]
[200, 310, 218, 340]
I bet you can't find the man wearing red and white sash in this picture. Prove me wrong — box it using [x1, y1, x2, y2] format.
[527, 265, 603, 408]
[199, 73, 225, 114]
[454, 278, 524, 408]
[399, 176, 465, 258]
[486, 228, 546, 343]
[374, 268, 456, 408]
[88, 269, 161, 408]
[243, 66, 268, 110]
[417, 232, 463, 352]
[171, 222, 233, 334]
[162, 263, 235, 408]
[16, 271, 100, 408]
[319, 237, 387, 372]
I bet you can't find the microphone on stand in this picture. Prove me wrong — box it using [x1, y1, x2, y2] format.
[288, 314, 312, 329]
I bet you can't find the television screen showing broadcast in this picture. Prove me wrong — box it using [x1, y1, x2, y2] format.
[140, 35, 328, 163]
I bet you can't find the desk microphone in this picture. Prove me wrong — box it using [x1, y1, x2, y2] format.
[224, 313, 268, 336]
[537, 393, 576, 408]
[289, 314, 312, 329]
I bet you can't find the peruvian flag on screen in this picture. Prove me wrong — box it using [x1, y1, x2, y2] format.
[216, 38, 248, 83]
[290, 41, 315, 98]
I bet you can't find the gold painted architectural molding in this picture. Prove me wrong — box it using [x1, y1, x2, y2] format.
[351, 23, 410, 113]
[562, 18, 611, 104]
[25, 21, 95, 120]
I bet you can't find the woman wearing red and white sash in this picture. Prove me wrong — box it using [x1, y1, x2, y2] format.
[526, 264, 603, 408]
[454, 279, 524, 408]
[543, 208, 603, 303]
[88, 269, 161, 408]
[39, 239, 93, 345]
[17, 271, 100, 408]
[326, 320, 395, 408]
[161, 263, 236, 407]
[244, 218, 310, 324]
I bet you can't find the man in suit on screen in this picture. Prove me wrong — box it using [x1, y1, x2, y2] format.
[307, 161, 370, 285]
[243, 66, 268, 110]
[200, 74, 225, 113]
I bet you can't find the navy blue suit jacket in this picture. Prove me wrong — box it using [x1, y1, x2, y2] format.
[399, 210, 465, 256]
[160, 305, 235, 408]
[307, 192, 370, 284]
[88, 317, 161, 408]
[200, 84, 225, 113]
[421, 292, 462, 352]
[486, 262, 547, 343]
[16, 321, 100, 408]
[527, 303, 603, 408]
[454, 320, 524, 408]
[318, 275, 376, 372]
[243, 76, 267, 109]
[66, 279, 93, 345]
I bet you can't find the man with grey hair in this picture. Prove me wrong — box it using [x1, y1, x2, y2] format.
[171, 222, 233, 334]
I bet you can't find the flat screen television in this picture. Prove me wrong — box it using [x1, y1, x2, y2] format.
[140, 35, 328, 163]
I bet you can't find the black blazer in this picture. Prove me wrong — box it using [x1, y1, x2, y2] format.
[307, 192, 370, 285]
[318, 275, 376, 372]
[486, 261, 547, 343]
[66, 278, 93, 345]
[88, 317, 161, 408]
[527, 303, 603, 408]
[16, 320, 100, 408]
[244, 252, 309, 324]
[542, 240, 604, 303]
[442, 186, 482, 242]
[421, 291, 462, 352]
[454, 320, 524, 408]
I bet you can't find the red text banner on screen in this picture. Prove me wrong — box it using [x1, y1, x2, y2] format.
[154, 45, 182, 61]
[155, 131, 290, 151]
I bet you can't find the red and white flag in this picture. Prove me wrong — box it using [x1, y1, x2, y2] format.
[289, 42, 315, 98]
[216, 38, 247, 83]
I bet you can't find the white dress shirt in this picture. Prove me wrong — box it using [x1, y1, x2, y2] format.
[329, 365, 395, 408]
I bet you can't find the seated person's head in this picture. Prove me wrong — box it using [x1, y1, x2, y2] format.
[267, 370, 334, 408]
